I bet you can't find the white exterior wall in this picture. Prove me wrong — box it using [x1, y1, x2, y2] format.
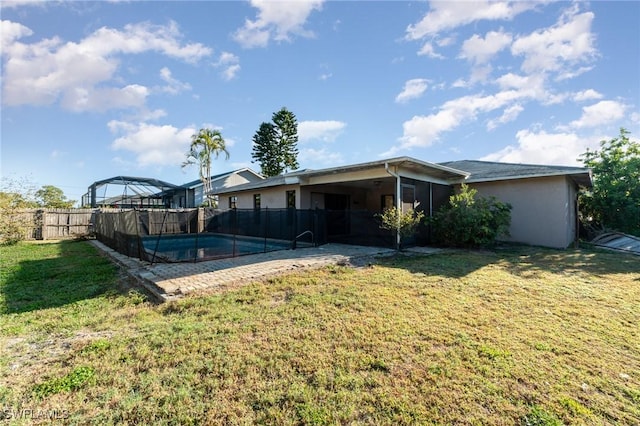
[467, 176, 577, 248]
[224, 185, 299, 209]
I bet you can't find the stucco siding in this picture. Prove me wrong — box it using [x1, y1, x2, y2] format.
[225, 185, 299, 209]
[467, 176, 575, 248]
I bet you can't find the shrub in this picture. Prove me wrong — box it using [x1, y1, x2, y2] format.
[431, 184, 511, 248]
[0, 177, 37, 245]
[377, 207, 425, 249]
[0, 195, 34, 245]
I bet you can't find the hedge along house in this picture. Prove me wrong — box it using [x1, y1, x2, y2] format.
[214, 156, 593, 249]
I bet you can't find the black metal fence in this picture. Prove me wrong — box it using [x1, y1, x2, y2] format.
[93, 208, 396, 263]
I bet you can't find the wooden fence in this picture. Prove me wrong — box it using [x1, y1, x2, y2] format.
[19, 209, 96, 240]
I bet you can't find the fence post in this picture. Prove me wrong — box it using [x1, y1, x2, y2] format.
[39, 209, 46, 240]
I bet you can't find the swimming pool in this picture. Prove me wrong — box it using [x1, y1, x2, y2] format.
[141, 233, 296, 262]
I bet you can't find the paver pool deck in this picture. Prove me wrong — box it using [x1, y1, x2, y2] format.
[91, 240, 441, 302]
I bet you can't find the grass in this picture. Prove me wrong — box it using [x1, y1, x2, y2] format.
[1, 240, 639, 425]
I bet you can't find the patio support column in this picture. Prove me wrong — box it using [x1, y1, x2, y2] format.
[385, 162, 401, 250]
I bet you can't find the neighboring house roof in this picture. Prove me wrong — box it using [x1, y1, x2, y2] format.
[214, 157, 469, 195]
[440, 160, 592, 187]
[180, 168, 264, 189]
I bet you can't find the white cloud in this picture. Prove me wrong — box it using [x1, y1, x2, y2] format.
[572, 89, 603, 102]
[568, 100, 627, 129]
[495, 72, 551, 102]
[109, 121, 195, 167]
[81, 21, 211, 63]
[0, 0, 45, 8]
[159, 67, 192, 94]
[233, 0, 324, 48]
[417, 42, 443, 58]
[298, 147, 344, 167]
[459, 30, 512, 64]
[406, 1, 540, 40]
[395, 79, 429, 103]
[1, 20, 33, 51]
[395, 89, 526, 151]
[214, 52, 241, 80]
[555, 66, 593, 82]
[511, 7, 596, 75]
[487, 103, 523, 130]
[2, 20, 211, 111]
[455, 64, 494, 87]
[298, 120, 346, 143]
[62, 84, 149, 112]
[437, 36, 455, 47]
[480, 129, 595, 166]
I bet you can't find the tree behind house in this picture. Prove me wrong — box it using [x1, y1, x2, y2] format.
[579, 128, 640, 237]
[35, 185, 76, 208]
[183, 128, 230, 207]
[251, 107, 299, 177]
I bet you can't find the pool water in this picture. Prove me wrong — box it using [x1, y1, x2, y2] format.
[141, 233, 293, 262]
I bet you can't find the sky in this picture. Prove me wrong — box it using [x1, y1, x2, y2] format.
[1, 0, 639, 205]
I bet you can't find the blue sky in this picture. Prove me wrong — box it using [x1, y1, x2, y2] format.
[2, 0, 639, 204]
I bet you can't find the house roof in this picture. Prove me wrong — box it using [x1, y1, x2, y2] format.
[439, 160, 592, 187]
[300, 156, 469, 181]
[214, 157, 469, 195]
[180, 168, 264, 188]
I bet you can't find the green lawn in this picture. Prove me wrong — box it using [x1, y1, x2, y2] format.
[1, 240, 639, 425]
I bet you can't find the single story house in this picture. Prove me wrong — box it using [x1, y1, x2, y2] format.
[213, 157, 592, 249]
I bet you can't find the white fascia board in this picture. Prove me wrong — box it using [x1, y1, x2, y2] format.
[284, 176, 301, 185]
[461, 171, 590, 185]
[304, 168, 390, 185]
[396, 167, 461, 186]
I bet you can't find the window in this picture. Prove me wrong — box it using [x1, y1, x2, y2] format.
[381, 194, 394, 211]
[286, 190, 296, 208]
[229, 196, 237, 209]
[402, 184, 415, 211]
[253, 194, 261, 209]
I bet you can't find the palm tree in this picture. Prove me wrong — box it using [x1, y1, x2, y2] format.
[182, 128, 230, 207]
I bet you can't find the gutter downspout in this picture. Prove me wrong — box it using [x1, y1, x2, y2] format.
[385, 162, 401, 250]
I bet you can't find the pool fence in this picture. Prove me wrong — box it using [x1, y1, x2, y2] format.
[92, 207, 396, 263]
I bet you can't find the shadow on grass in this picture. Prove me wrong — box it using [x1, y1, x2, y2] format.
[0, 240, 123, 314]
[377, 248, 500, 278]
[378, 244, 640, 279]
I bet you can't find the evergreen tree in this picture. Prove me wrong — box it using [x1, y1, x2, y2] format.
[251, 107, 299, 177]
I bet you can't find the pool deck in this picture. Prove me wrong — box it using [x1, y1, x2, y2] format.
[90, 240, 441, 302]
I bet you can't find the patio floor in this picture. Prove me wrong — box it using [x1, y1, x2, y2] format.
[91, 240, 442, 302]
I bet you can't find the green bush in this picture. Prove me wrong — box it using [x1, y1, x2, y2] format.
[376, 207, 425, 249]
[431, 184, 511, 248]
